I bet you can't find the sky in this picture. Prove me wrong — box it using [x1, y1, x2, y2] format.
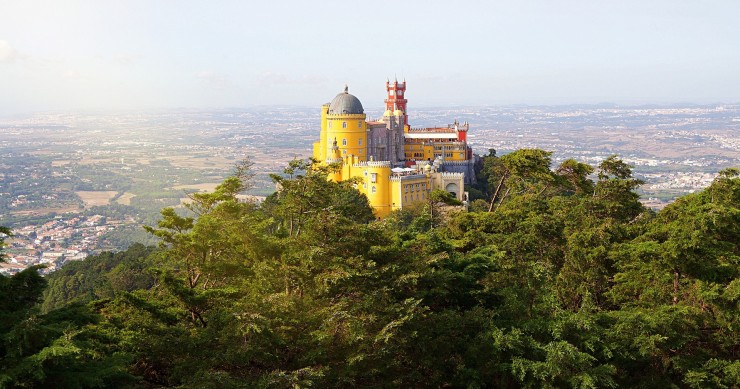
[1, 0, 739, 114]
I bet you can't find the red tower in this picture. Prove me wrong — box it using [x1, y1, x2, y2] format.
[384, 79, 408, 126]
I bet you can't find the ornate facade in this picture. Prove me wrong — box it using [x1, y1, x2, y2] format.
[312, 81, 473, 218]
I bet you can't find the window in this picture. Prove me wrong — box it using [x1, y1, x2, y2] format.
[342, 150, 346, 155]
[405, 185, 409, 193]
[372, 186, 376, 193]
[358, 121, 363, 128]
[342, 138, 347, 146]
[371, 173, 377, 183]
[363, 183, 367, 189]
[342, 121, 347, 129]
[328, 121, 332, 128]
[364, 171, 368, 176]
[359, 139, 362, 146]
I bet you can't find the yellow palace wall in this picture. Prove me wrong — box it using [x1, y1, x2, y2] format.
[325, 113, 367, 162]
[404, 142, 468, 162]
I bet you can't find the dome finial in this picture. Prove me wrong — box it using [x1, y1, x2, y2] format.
[344, 84, 348, 93]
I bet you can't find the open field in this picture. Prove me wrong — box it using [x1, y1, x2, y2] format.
[79, 157, 118, 165]
[165, 155, 235, 169]
[76, 191, 119, 207]
[179, 194, 266, 206]
[10, 205, 81, 216]
[171, 183, 220, 192]
[115, 192, 136, 205]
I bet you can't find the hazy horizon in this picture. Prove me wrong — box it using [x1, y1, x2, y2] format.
[2, 0, 739, 115]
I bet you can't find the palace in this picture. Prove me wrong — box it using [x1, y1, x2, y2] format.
[312, 80, 475, 218]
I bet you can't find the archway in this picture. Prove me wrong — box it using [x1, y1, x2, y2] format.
[445, 183, 459, 199]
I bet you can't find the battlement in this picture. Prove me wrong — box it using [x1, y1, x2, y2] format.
[439, 172, 465, 178]
[326, 113, 366, 119]
[353, 160, 391, 168]
[390, 174, 426, 182]
[440, 160, 473, 166]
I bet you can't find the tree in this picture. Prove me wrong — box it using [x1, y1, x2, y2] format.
[591, 155, 645, 222]
[0, 226, 10, 263]
[1, 227, 135, 387]
[555, 158, 595, 195]
[487, 149, 556, 212]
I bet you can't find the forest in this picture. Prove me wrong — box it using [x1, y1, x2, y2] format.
[1, 150, 738, 388]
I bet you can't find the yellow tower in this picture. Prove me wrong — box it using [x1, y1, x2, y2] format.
[322, 86, 367, 162]
[361, 161, 392, 218]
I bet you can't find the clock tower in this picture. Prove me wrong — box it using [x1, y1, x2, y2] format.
[385, 78, 408, 126]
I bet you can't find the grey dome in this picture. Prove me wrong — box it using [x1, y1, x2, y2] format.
[328, 86, 364, 115]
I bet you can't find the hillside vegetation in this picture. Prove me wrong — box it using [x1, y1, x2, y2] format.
[1, 152, 738, 388]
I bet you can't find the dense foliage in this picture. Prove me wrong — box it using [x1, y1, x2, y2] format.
[41, 244, 158, 313]
[1, 154, 738, 388]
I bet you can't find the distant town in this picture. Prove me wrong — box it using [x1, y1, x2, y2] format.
[1, 104, 738, 274]
[1, 214, 134, 275]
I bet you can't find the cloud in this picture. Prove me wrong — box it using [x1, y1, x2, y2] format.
[196, 70, 230, 88]
[255, 71, 326, 87]
[256, 71, 289, 85]
[0, 40, 21, 63]
[63, 70, 88, 80]
[114, 53, 141, 65]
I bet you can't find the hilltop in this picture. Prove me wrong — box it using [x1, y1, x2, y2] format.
[1, 153, 738, 388]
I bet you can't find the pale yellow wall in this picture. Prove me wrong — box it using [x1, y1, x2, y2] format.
[391, 179, 403, 212]
[434, 142, 468, 161]
[404, 141, 467, 161]
[399, 176, 430, 207]
[404, 143, 435, 161]
[313, 142, 321, 161]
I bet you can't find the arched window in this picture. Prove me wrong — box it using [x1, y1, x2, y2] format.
[342, 138, 347, 146]
[372, 186, 376, 193]
[342, 121, 347, 129]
